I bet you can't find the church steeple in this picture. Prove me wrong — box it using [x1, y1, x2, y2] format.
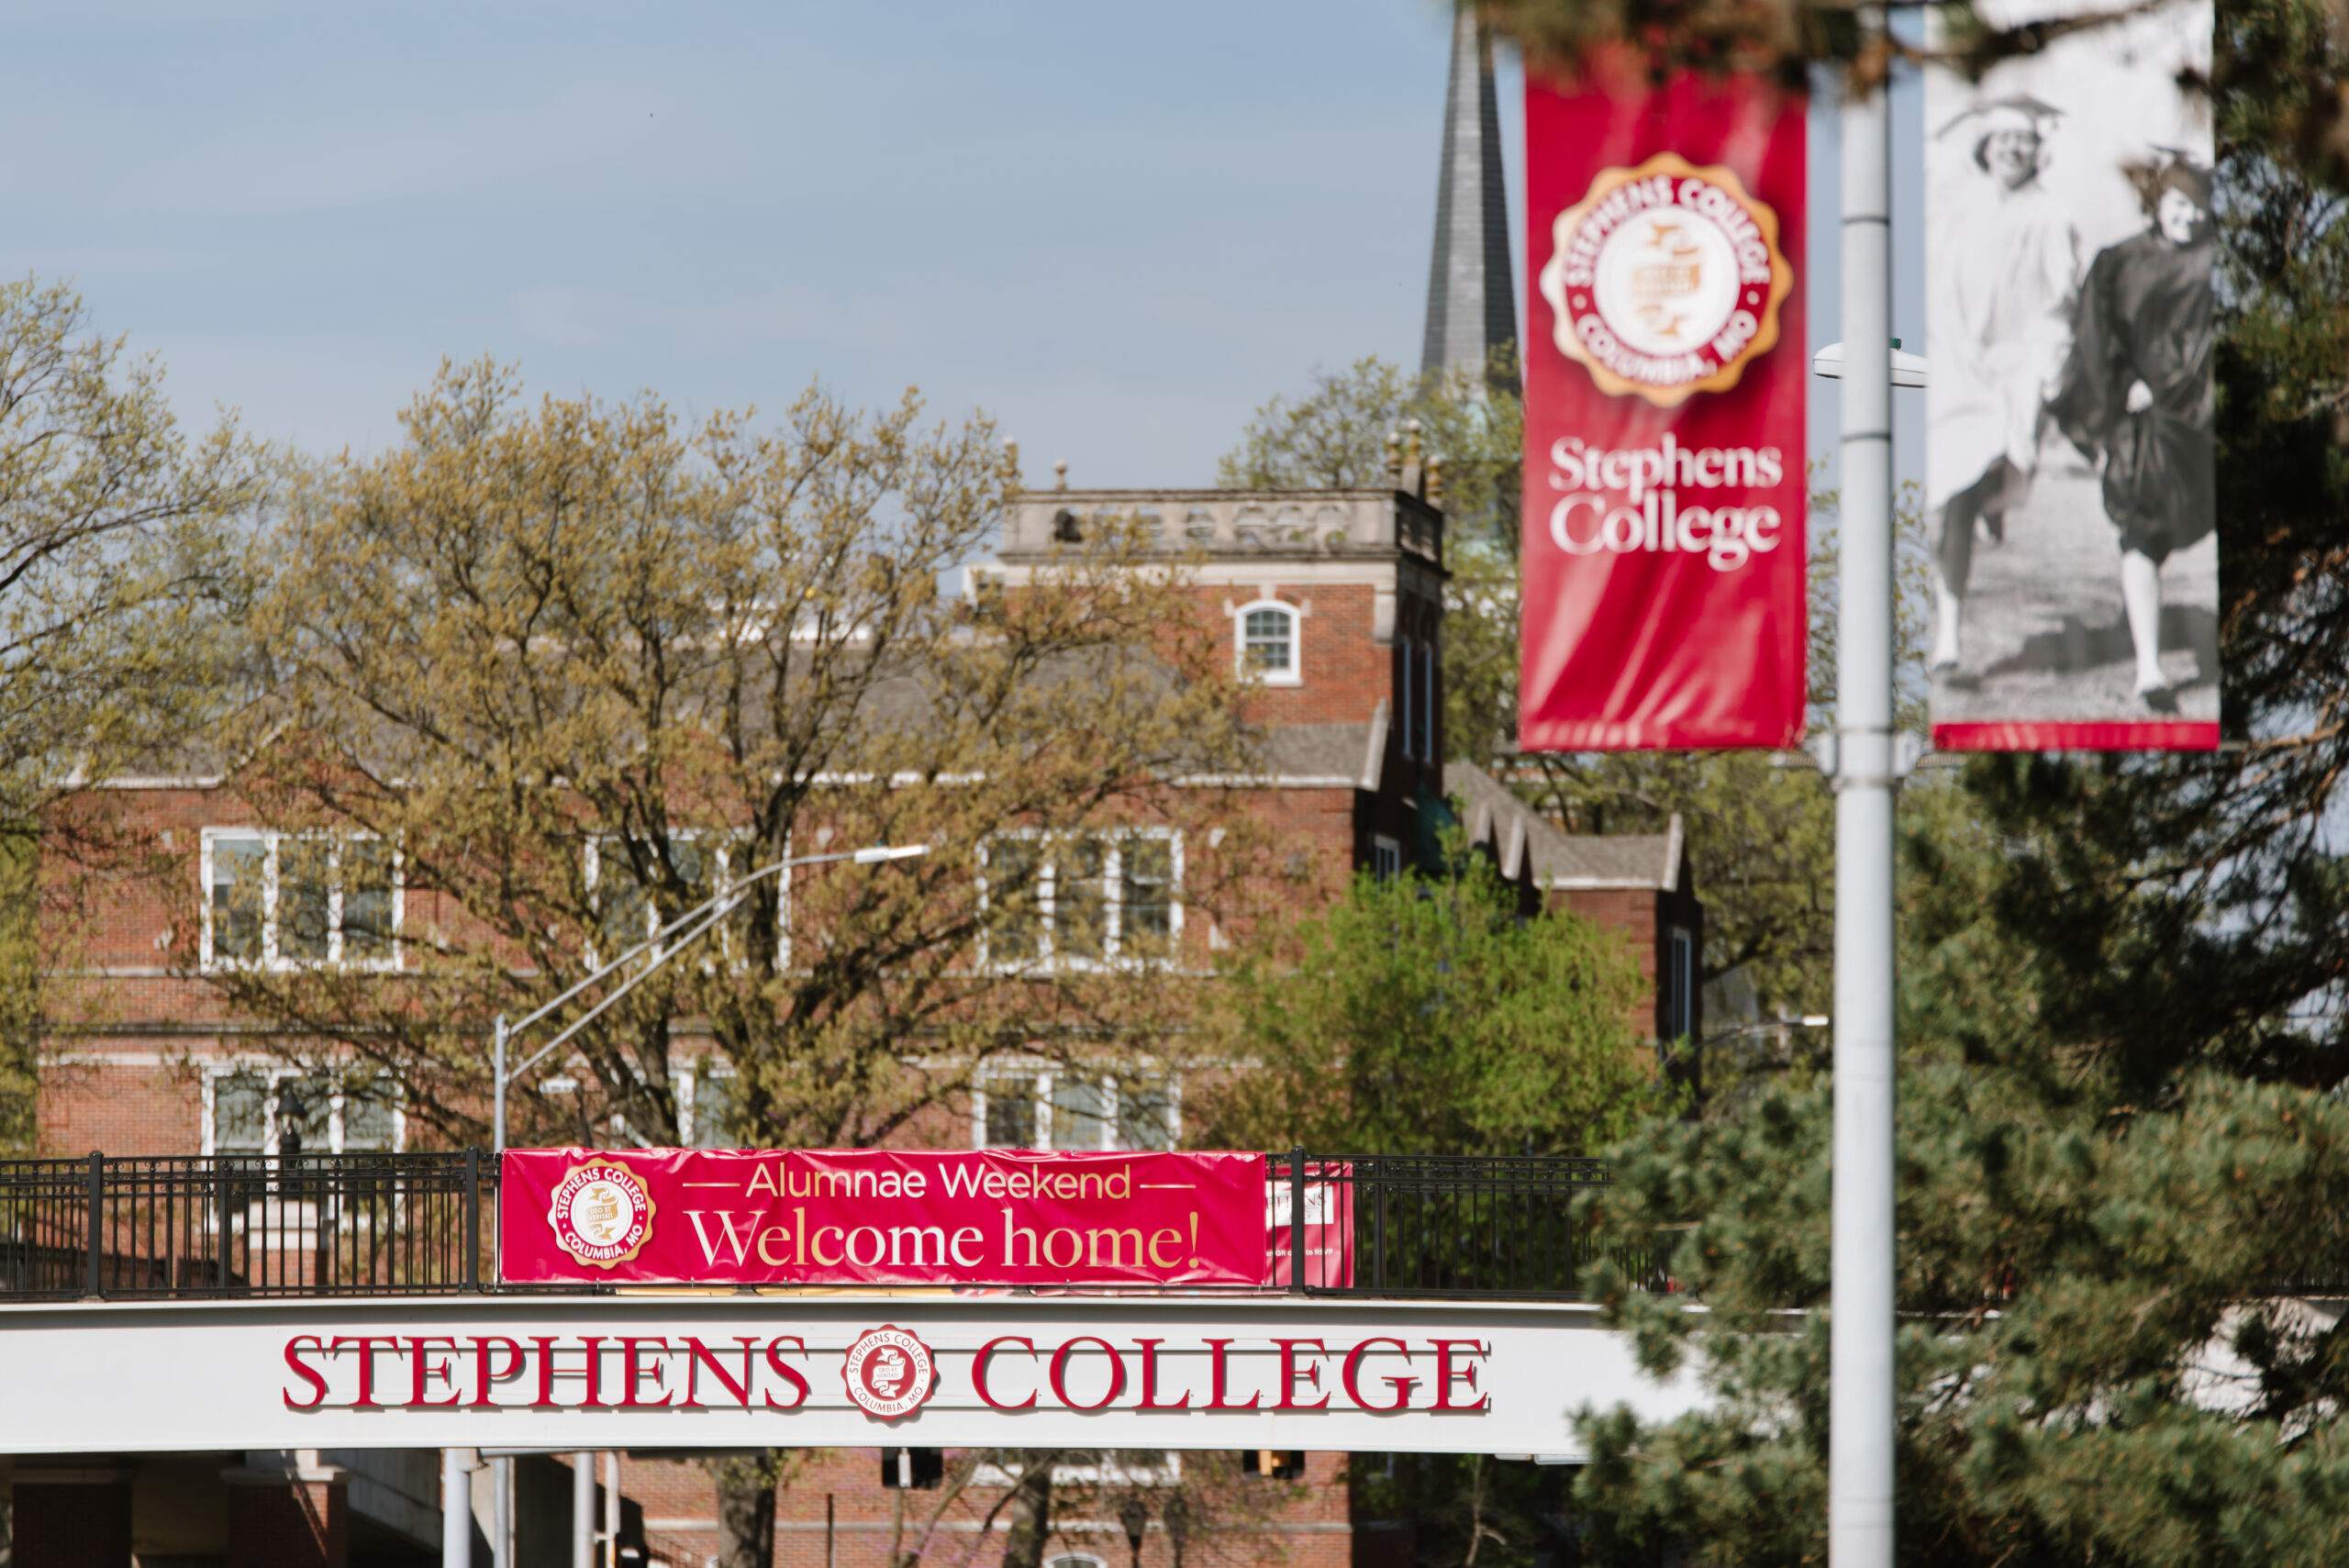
[1419, 9, 1518, 387]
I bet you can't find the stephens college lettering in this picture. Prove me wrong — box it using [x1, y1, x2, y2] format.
[278, 1332, 1495, 1418]
[1518, 74, 1809, 750]
[1544, 435, 1787, 571]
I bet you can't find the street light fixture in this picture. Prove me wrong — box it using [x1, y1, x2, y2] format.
[489, 842, 930, 1153]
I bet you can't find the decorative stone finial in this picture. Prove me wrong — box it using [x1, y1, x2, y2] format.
[1053, 460, 1068, 491]
[1427, 454, 1445, 506]
[1403, 419, 1423, 468]
[1385, 428, 1403, 479]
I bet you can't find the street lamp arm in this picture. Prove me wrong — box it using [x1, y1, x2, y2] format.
[491, 842, 928, 1149]
[510, 879, 756, 1079]
[506, 844, 928, 1040]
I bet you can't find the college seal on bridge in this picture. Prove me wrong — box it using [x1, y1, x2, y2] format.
[841, 1325, 937, 1420]
[546, 1161, 654, 1269]
[1540, 152, 1792, 407]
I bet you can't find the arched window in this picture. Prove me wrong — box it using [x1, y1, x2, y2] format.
[1235, 599, 1301, 685]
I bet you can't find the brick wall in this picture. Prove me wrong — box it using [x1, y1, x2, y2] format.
[624, 1449, 1358, 1568]
[224, 1476, 346, 1568]
[12, 1476, 134, 1568]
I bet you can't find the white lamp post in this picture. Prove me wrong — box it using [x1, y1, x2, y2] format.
[1823, 54, 1923, 1568]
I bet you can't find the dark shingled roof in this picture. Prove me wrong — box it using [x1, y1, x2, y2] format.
[1257, 720, 1382, 786]
[1443, 762, 1685, 891]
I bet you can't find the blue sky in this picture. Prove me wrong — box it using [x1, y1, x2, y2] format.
[3, 1, 1920, 493]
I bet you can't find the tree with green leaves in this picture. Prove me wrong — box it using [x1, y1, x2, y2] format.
[1219, 350, 1526, 772]
[1193, 841, 1665, 1156]
[0, 277, 258, 1150]
[194, 358, 1271, 1157]
[189, 359, 1280, 1568]
[0, 279, 254, 813]
[1517, 487, 1935, 1037]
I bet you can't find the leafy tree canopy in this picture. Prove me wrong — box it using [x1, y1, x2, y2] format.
[1194, 842, 1668, 1156]
[1219, 360, 1944, 1027]
[193, 360, 1275, 1151]
[0, 278, 258, 1150]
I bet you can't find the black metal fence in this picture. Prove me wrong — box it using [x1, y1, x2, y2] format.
[0, 1151, 487, 1300]
[1265, 1151, 1648, 1299]
[0, 1151, 1632, 1303]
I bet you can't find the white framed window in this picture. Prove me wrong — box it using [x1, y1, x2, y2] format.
[977, 1452, 1179, 1488]
[980, 829, 1180, 970]
[1398, 634, 1442, 763]
[1417, 633, 1437, 760]
[683, 1062, 740, 1148]
[1371, 836, 1404, 881]
[1666, 927, 1696, 1044]
[975, 1073, 1039, 1149]
[974, 1070, 1179, 1151]
[203, 1065, 404, 1158]
[201, 829, 400, 972]
[585, 833, 786, 971]
[1402, 639, 1436, 762]
[1399, 638, 1415, 759]
[1233, 599, 1301, 686]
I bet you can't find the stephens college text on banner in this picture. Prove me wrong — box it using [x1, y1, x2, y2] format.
[1520, 70, 1808, 751]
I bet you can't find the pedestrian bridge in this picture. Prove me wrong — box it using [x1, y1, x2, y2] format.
[0, 1151, 1710, 1458]
[0, 1291, 1706, 1457]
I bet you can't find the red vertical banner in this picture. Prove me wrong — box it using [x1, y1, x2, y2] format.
[1520, 71, 1809, 751]
[1264, 1160, 1354, 1288]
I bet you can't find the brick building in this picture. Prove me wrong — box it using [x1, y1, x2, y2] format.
[1444, 762, 1703, 1050]
[8, 453, 1703, 1568]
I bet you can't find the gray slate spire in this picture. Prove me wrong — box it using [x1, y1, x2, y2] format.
[1419, 10, 1518, 388]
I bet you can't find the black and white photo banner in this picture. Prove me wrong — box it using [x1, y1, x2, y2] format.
[1925, 0, 2216, 750]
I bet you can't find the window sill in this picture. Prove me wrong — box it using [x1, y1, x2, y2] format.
[200, 958, 406, 975]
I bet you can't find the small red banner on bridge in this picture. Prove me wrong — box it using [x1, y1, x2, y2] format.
[499, 1149, 1277, 1287]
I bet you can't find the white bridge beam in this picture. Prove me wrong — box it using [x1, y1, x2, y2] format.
[0, 1293, 1707, 1456]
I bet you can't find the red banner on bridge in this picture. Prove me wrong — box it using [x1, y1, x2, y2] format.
[498, 1149, 1272, 1287]
[1520, 67, 1809, 751]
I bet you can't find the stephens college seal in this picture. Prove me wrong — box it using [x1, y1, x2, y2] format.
[1540, 153, 1793, 407]
[841, 1325, 937, 1420]
[546, 1161, 654, 1269]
